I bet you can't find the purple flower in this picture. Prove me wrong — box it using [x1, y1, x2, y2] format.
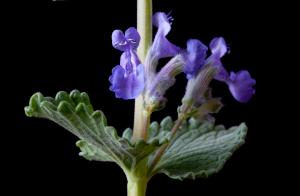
[151, 12, 181, 59]
[112, 27, 140, 51]
[209, 37, 227, 58]
[143, 12, 183, 108]
[120, 50, 141, 74]
[226, 71, 256, 103]
[182, 66, 217, 108]
[182, 39, 208, 79]
[109, 27, 144, 99]
[206, 37, 255, 102]
[145, 56, 183, 109]
[206, 37, 229, 81]
[109, 63, 144, 100]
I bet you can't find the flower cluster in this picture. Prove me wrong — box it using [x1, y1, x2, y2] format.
[24, 4, 255, 195]
[109, 12, 255, 107]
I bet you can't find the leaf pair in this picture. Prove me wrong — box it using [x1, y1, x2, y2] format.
[25, 90, 247, 180]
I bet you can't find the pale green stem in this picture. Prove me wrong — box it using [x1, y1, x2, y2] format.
[127, 1, 152, 195]
[133, 0, 152, 142]
[127, 176, 148, 196]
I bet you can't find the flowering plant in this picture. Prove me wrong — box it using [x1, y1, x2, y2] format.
[25, 0, 255, 195]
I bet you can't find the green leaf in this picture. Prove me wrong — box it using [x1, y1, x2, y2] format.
[76, 140, 112, 162]
[152, 118, 247, 180]
[25, 90, 162, 170]
[160, 116, 173, 131]
[147, 117, 172, 144]
[121, 117, 173, 147]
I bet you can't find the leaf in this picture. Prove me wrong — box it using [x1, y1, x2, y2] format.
[76, 140, 112, 162]
[152, 118, 247, 180]
[25, 90, 162, 170]
[160, 116, 174, 131]
[147, 117, 173, 144]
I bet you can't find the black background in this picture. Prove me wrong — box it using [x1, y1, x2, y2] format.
[3, 0, 294, 195]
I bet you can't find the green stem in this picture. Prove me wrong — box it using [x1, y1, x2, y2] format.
[128, 1, 152, 195]
[133, 0, 152, 142]
[137, 0, 152, 60]
[133, 108, 151, 141]
[127, 176, 148, 196]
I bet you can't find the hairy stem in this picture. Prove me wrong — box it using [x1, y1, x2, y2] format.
[133, 0, 153, 142]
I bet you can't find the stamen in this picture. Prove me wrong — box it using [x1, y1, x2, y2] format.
[127, 38, 137, 44]
[167, 10, 174, 25]
[168, 17, 174, 22]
